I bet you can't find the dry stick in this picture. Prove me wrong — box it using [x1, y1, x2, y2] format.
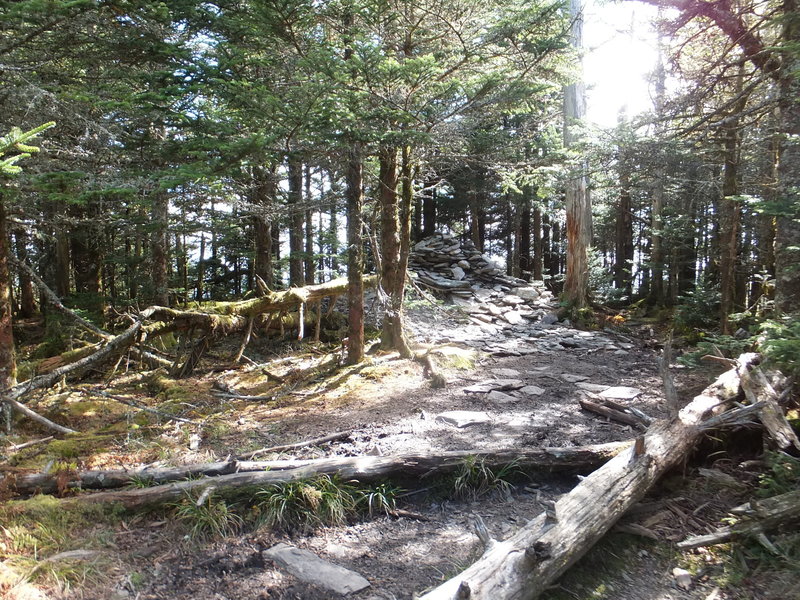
[238, 430, 353, 460]
[233, 317, 254, 363]
[10, 257, 170, 369]
[677, 489, 800, 550]
[297, 302, 305, 340]
[4, 436, 54, 452]
[3, 398, 75, 434]
[578, 397, 646, 429]
[86, 390, 198, 425]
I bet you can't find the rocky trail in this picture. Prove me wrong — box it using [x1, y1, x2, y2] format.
[3, 236, 784, 600]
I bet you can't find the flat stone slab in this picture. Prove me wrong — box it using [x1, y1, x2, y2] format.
[575, 382, 610, 393]
[599, 386, 642, 400]
[519, 385, 546, 396]
[560, 373, 589, 383]
[435, 411, 492, 428]
[503, 311, 524, 325]
[264, 543, 371, 596]
[487, 390, 518, 403]
[491, 368, 522, 377]
[463, 379, 523, 393]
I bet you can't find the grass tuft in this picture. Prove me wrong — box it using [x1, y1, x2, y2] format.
[172, 489, 243, 541]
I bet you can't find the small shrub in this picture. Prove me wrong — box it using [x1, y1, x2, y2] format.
[675, 280, 720, 333]
[678, 334, 755, 368]
[452, 456, 520, 500]
[759, 318, 800, 378]
[758, 452, 800, 498]
[173, 489, 243, 541]
[255, 474, 359, 531]
[358, 482, 401, 516]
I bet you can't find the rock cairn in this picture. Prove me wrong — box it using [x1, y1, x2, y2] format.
[409, 232, 525, 296]
[408, 233, 555, 329]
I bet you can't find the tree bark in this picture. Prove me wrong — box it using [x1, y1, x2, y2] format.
[304, 164, 316, 285]
[379, 145, 411, 357]
[419, 354, 757, 600]
[0, 194, 17, 394]
[57, 442, 629, 509]
[150, 190, 170, 307]
[252, 165, 276, 289]
[13, 229, 36, 317]
[346, 143, 365, 365]
[287, 153, 305, 287]
[532, 203, 543, 281]
[561, 0, 592, 310]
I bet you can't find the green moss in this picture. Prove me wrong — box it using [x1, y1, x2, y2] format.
[47, 434, 115, 460]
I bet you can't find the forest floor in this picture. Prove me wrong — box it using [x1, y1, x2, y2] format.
[1, 291, 797, 600]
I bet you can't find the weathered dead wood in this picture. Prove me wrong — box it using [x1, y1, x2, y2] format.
[677, 489, 800, 550]
[46, 442, 629, 508]
[417, 353, 758, 600]
[7, 321, 143, 403]
[86, 391, 198, 425]
[140, 275, 377, 338]
[2, 397, 76, 434]
[238, 430, 353, 459]
[578, 397, 647, 429]
[11, 257, 170, 369]
[741, 366, 800, 451]
[4, 436, 54, 452]
[660, 332, 680, 418]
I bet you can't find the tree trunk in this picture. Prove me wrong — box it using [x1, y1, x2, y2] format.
[561, 0, 592, 310]
[346, 143, 365, 365]
[719, 65, 747, 334]
[287, 154, 305, 287]
[615, 154, 634, 297]
[519, 196, 531, 281]
[648, 51, 666, 306]
[379, 146, 411, 357]
[150, 190, 170, 307]
[196, 233, 205, 301]
[419, 354, 758, 600]
[533, 203, 543, 281]
[14, 229, 36, 317]
[422, 184, 437, 238]
[304, 164, 316, 285]
[0, 195, 17, 393]
[775, 0, 800, 314]
[252, 166, 275, 289]
[60, 442, 629, 509]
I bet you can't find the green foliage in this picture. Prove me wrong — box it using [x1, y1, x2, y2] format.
[254, 475, 401, 530]
[674, 280, 720, 333]
[678, 334, 756, 368]
[172, 489, 243, 541]
[0, 123, 54, 176]
[255, 474, 360, 531]
[358, 482, 401, 516]
[758, 452, 800, 497]
[452, 456, 520, 500]
[759, 318, 800, 377]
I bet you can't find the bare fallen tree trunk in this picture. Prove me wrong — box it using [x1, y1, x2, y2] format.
[35, 442, 629, 507]
[678, 489, 800, 550]
[417, 353, 758, 600]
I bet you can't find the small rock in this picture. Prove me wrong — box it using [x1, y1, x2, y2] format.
[487, 390, 518, 403]
[264, 543, 371, 595]
[502, 295, 525, 305]
[599, 386, 642, 400]
[560, 374, 589, 383]
[503, 311, 524, 325]
[541, 313, 559, 325]
[435, 411, 492, 428]
[519, 385, 545, 396]
[575, 382, 610, 393]
[515, 287, 540, 301]
[672, 567, 692, 590]
[491, 368, 521, 377]
[451, 266, 466, 280]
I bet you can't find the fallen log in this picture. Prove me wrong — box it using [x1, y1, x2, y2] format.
[417, 353, 758, 600]
[740, 366, 800, 451]
[39, 442, 629, 508]
[140, 275, 377, 338]
[677, 489, 800, 550]
[239, 430, 353, 459]
[578, 397, 646, 430]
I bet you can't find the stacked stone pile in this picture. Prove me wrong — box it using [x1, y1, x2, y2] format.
[409, 232, 524, 296]
[407, 232, 555, 329]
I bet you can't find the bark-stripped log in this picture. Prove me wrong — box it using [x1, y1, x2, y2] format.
[417, 353, 757, 600]
[38, 442, 629, 507]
